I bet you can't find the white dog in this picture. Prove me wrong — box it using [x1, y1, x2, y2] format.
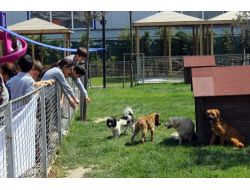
[106, 107, 134, 137]
[165, 117, 195, 145]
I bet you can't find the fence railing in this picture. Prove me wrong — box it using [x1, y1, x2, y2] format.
[89, 54, 248, 86]
[0, 80, 79, 178]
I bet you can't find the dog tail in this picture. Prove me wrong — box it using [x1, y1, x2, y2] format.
[124, 106, 133, 116]
[230, 138, 245, 148]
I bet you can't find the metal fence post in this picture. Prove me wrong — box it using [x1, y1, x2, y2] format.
[40, 87, 48, 177]
[5, 102, 15, 178]
[56, 83, 62, 144]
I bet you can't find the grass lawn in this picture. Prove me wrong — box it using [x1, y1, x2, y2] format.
[51, 82, 250, 178]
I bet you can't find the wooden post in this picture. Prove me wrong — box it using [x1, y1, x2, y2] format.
[192, 26, 195, 55]
[164, 27, 167, 56]
[167, 27, 172, 76]
[32, 35, 35, 59]
[40, 34, 44, 63]
[210, 24, 214, 55]
[199, 24, 203, 55]
[195, 26, 199, 55]
[63, 34, 67, 57]
[67, 33, 71, 56]
[135, 27, 140, 55]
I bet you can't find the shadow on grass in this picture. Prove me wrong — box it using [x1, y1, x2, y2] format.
[160, 138, 250, 170]
[125, 141, 142, 147]
[188, 147, 250, 170]
[106, 136, 115, 140]
[105, 133, 130, 140]
[159, 138, 199, 147]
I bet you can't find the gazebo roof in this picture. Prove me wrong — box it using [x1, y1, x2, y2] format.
[192, 66, 250, 97]
[207, 11, 245, 25]
[7, 18, 72, 35]
[133, 11, 206, 27]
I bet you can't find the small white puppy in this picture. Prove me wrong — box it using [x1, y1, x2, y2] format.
[165, 117, 195, 145]
[106, 107, 134, 137]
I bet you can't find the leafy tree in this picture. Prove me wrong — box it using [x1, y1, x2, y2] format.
[78, 11, 103, 120]
[172, 31, 192, 55]
[234, 11, 250, 64]
[140, 31, 152, 56]
[221, 29, 234, 54]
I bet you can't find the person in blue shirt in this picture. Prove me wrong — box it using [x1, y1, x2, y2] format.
[6, 55, 50, 100]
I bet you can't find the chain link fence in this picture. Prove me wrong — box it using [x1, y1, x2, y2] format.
[89, 54, 248, 87]
[0, 80, 79, 178]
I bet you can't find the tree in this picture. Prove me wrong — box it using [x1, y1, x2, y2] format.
[172, 31, 192, 55]
[234, 11, 250, 65]
[140, 31, 152, 56]
[221, 29, 234, 54]
[78, 11, 103, 121]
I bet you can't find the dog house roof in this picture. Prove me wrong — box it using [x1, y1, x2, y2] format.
[192, 66, 250, 97]
[183, 55, 216, 68]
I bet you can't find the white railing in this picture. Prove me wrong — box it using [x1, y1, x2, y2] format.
[0, 80, 79, 178]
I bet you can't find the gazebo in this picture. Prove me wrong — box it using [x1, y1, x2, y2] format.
[7, 18, 73, 62]
[133, 11, 208, 75]
[132, 11, 248, 75]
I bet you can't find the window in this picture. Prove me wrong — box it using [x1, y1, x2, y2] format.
[29, 11, 95, 29]
[204, 11, 225, 19]
[51, 11, 72, 28]
[30, 11, 50, 22]
[73, 12, 87, 29]
[182, 11, 203, 19]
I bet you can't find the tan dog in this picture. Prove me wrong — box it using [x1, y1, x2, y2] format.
[131, 113, 160, 144]
[207, 109, 246, 148]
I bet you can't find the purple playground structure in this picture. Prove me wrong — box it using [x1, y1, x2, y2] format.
[0, 11, 28, 63]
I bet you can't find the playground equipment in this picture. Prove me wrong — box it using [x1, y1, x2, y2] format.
[0, 25, 104, 64]
[0, 31, 28, 63]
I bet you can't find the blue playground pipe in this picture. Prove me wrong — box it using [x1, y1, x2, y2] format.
[0, 25, 105, 53]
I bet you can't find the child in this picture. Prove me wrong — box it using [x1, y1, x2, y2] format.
[65, 47, 91, 103]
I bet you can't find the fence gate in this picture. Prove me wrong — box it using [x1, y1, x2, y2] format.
[123, 53, 145, 86]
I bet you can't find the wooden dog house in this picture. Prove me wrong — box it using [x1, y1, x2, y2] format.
[192, 66, 250, 144]
[183, 55, 216, 84]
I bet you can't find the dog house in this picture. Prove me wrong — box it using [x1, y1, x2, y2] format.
[192, 66, 250, 144]
[183, 55, 216, 84]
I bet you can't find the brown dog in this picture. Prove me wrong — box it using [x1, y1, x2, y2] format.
[131, 113, 160, 144]
[206, 109, 246, 148]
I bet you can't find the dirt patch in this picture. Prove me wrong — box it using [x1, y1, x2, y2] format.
[65, 167, 93, 178]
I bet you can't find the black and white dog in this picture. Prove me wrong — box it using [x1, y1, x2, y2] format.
[106, 107, 134, 137]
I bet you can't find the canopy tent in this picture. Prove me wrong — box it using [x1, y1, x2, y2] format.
[7, 18, 72, 60]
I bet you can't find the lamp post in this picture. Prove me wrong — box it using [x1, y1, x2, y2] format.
[100, 12, 106, 88]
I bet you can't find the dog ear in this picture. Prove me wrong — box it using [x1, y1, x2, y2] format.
[171, 118, 175, 126]
[155, 113, 159, 120]
[214, 109, 220, 117]
[154, 113, 161, 126]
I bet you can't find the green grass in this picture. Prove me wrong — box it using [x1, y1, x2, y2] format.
[52, 83, 250, 178]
